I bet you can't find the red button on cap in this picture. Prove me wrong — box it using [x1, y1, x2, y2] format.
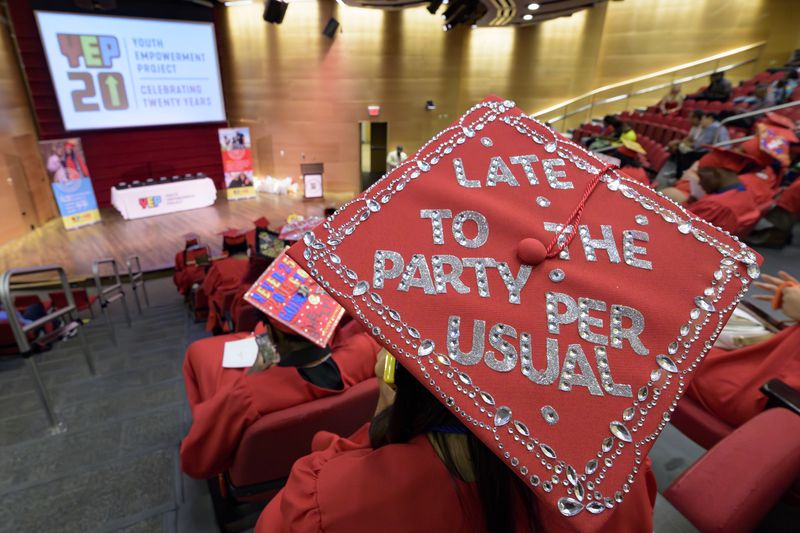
[517, 238, 547, 266]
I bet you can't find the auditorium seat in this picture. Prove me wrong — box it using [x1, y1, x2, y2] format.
[665, 407, 800, 533]
[48, 289, 98, 318]
[14, 294, 51, 312]
[211, 378, 380, 530]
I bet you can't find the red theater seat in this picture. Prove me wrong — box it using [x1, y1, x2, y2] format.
[665, 408, 800, 533]
[224, 378, 380, 502]
[13, 294, 51, 312]
[48, 289, 97, 317]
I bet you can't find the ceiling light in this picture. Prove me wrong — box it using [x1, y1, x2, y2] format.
[527, 3, 540, 10]
[224, 0, 252, 6]
[523, 14, 533, 21]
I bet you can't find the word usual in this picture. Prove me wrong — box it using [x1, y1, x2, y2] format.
[444, 292, 648, 397]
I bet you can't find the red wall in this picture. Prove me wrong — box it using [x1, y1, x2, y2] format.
[7, 0, 226, 207]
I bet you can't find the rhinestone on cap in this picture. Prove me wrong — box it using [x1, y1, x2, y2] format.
[557, 497, 584, 517]
[494, 406, 512, 426]
[609, 421, 633, 443]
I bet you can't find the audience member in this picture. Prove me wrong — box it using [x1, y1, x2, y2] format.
[686, 271, 800, 428]
[180, 317, 380, 479]
[255, 355, 657, 532]
[199, 230, 251, 332]
[386, 145, 407, 172]
[692, 71, 732, 102]
[657, 85, 684, 114]
[671, 111, 730, 176]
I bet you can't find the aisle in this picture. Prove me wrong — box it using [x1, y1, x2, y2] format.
[0, 277, 208, 533]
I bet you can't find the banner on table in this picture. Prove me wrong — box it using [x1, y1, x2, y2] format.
[38, 138, 101, 230]
[243, 250, 344, 347]
[218, 127, 256, 200]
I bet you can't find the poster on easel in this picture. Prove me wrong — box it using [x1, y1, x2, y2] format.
[38, 138, 101, 230]
[218, 127, 257, 200]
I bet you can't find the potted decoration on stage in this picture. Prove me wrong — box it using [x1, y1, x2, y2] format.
[38, 137, 101, 230]
[243, 249, 344, 347]
[219, 127, 257, 201]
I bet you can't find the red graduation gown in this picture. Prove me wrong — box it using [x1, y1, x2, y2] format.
[686, 324, 800, 428]
[201, 257, 250, 331]
[256, 426, 657, 533]
[738, 167, 778, 207]
[777, 178, 800, 214]
[688, 188, 760, 237]
[180, 321, 380, 479]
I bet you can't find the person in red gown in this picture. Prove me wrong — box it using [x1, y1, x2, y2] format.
[173, 233, 199, 294]
[180, 318, 380, 479]
[256, 354, 657, 533]
[686, 271, 800, 428]
[199, 230, 251, 332]
[678, 149, 762, 237]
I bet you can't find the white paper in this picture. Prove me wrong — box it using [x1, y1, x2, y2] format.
[222, 337, 259, 368]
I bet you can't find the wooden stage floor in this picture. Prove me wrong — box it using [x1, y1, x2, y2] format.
[0, 193, 351, 280]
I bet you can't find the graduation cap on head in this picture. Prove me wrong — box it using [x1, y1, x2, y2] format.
[762, 111, 795, 131]
[697, 146, 761, 173]
[253, 216, 271, 229]
[287, 96, 762, 526]
[617, 138, 646, 157]
[183, 233, 199, 248]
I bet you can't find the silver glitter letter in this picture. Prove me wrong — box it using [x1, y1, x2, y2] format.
[579, 225, 620, 263]
[623, 230, 653, 270]
[543, 222, 572, 260]
[453, 157, 480, 188]
[397, 254, 436, 295]
[558, 344, 603, 396]
[373, 250, 404, 289]
[452, 211, 490, 249]
[595, 346, 632, 398]
[496, 262, 531, 305]
[447, 315, 485, 366]
[546, 292, 578, 334]
[521, 335, 559, 385]
[543, 158, 573, 189]
[420, 209, 453, 245]
[486, 157, 520, 187]
[509, 155, 540, 185]
[610, 304, 649, 355]
[463, 258, 498, 298]
[432, 255, 470, 295]
[578, 298, 609, 346]
[485, 323, 518, 372]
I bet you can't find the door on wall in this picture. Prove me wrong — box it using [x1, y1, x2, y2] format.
[359, 121, 387, 192]
[0, 154, 34, 245]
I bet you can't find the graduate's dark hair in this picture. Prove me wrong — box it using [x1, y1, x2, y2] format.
[369, 364, 537, 533]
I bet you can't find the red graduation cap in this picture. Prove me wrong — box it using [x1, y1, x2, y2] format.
[253, 216, 270, 228]
[183, 233, 199, 247]
[287, 96, 762, 527]
[697, 146, 761, 173]
[762, 111, 795, 131]
[221, 228, 247, 247]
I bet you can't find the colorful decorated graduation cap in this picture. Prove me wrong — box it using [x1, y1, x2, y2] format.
[697, 146, 761, 173]
[244, 249, 344, 348]
[287, 96, 761, 526]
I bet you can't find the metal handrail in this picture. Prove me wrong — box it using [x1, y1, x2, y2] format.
[0, 265, 96, 432]
[532, 41, 767, 130]
[92, 258, 132, 345]
[126, 255, 149, 314]
[719, 100, 800, 126]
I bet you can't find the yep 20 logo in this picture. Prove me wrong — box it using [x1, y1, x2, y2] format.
[139, 196, 161, 209]
[57, 34, 129, 112]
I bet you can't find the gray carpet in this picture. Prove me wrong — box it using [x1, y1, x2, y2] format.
[0, 276, 208, 533]
[0, 233, 798, 532]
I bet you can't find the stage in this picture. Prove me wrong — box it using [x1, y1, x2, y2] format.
[0, 193, 352, 280]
